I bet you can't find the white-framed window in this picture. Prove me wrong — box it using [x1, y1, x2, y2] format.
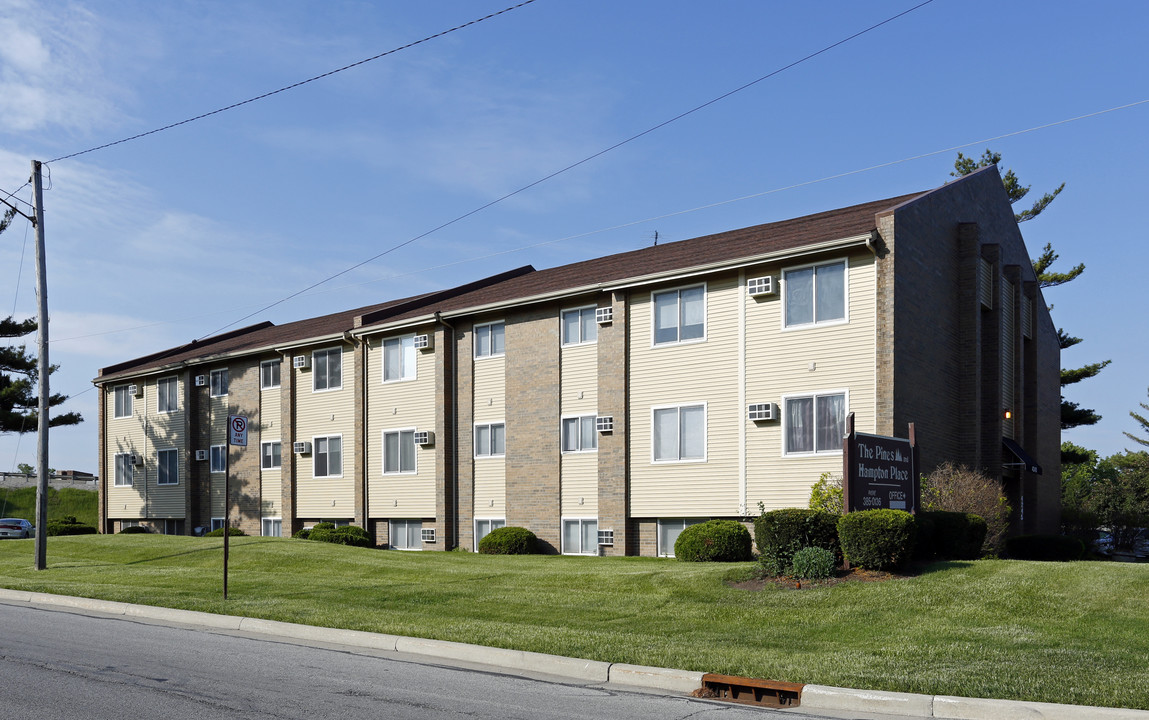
[783, 259, 847, 329]
[383, 335, 417, 382]
[114, 453, 133, 487]
[113, 385, 133, 418]
[261, 441, 282, 470]
[313, 348, 342, 392]
[652, 403, 706, 462]
[474, 518, 506, 549]
[562, 518, 599, 555]
[261, 359, 281, 390]
[561, 307, 598, 346]
[210, 518, 226, 532]
[658, 518, 704, 557]
[314, 435, 343, 477]
[383, 429, 417, 474]
[157, 448, 179, 486]
[652, 284, 705, 345]
[210, 445, 227, 473]
[390, 519, 422, 550]
[474, 423, 506, 457]
[474, 321, 505, 358]
[157, 377, 178, 413]
[210, 368, 229, 397]
[561, 415, 597, 453]
[783, 391, 847, 455]
[262, 517, 282, 537]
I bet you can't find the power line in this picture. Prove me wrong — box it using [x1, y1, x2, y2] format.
[44, 0, 540, 165]
[198, 0, 936, 339]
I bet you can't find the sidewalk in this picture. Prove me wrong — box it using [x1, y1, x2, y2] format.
[1, 587, 1144, 720]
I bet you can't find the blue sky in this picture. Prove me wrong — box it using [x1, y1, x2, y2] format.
[1, 0, 1147, 473]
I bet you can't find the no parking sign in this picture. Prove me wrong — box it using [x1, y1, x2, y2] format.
[228, 415, 248, 446]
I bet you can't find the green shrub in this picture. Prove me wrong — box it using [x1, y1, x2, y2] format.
[674, 520, 752, 562]
[754, 508, 840, 576]
[294, 528, 312, 539]
[1005, 534, 1086, 561]
[313, 522, 336, 531]
[837, 509, 916, 571]
[310, 525, 373, 548]
[205, 527, 245, 537]
[46, 519, 97, 536]
[922, 462, 1010, 554]
[118, 525, 151, 534]
[808, 472, 843, 514]
[916, 511, 987, 560]
[790, 546, 837, 579]
[477, 526, 538, 555]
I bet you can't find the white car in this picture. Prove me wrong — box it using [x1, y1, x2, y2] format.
[0, 518, 35, 539]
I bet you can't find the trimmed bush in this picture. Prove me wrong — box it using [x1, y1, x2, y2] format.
[294, 528, 312, 540]
[310, 525, 373, 548]
[790, 546, 836, 579]
[837, 509, 916, 571]
[118, 525, 151, 534]
[1005, 534, 1086, 561]
[477, 526, 538, 555]
[205, 527, 245, 537]
[916, 511, 987, 560]
[754, 508, 840, 576]
[674, 520, 752, 562]
[46, 517, 97, 536]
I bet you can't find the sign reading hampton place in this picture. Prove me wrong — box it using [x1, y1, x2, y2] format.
[848, 431, 917, 513]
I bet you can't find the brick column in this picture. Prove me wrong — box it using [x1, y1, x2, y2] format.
[227, 358, 262, 536]
[598, 291, 630, 556]
[354, 339, 366, 528]
[97, 383, 109, 533]
[189, 369, 211, 531]
[957, 223, 983, 470]
[280, 353, 299, 536]
[456, 322, 475, 551]
[433, 324, 455, 550]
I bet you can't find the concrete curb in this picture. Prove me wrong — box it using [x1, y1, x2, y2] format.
[3, 589, 1146, 719]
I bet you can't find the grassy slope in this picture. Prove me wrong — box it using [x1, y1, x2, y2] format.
[0, 487, 97, 527]
[0, 535, 1145, 710]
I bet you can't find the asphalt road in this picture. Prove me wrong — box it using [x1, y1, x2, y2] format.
[0, 602, 909, 720]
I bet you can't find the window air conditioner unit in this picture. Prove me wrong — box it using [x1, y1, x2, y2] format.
[597, 529, 614, 546]
[293, 441, 312, 455]
[595, 306, 613, 324]
[747, 276, 775, 297]
[194, 375, 207, 387]
[413, 334, 432, 350]
[596, 415, 614, 433]
[195, 450, 208, 461]
[131, 453, 145, 466]
[748, 402, 775, 422]
[421, 528, 436, 543]
[128, 384, 142, 397]
[293, 355, 310, 369]
[413, 431, 434, 446]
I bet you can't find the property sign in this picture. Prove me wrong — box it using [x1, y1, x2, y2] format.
[228, 415, 248, 447]
[841, 414, 919, 514]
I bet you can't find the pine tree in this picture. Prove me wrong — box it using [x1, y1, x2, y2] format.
[1125, 388, 1149, 448]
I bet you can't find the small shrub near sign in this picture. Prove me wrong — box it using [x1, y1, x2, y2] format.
[754, 508, 840, 576]
[673, 520, 752, 562]
[837, 509, 916, 571]
[478, 526, 538, 555]
[790, 546, 836, 580]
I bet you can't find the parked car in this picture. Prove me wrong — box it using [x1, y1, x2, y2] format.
[0, 518, 35, 539]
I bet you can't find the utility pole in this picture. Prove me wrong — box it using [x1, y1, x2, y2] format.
[31, 160, 49, 571]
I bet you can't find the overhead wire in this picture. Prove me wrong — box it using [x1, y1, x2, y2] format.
[196, 0, 937, 339]
[44, 0, 540, 165]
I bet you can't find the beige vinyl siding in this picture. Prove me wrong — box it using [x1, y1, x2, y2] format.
[294, 344, 356, 517]
[629, 276, 741, 516]
[208, 394, 229, 518]
[474, 459, 506, 517]
[260, 364, 282, 517]
[146, 376, 186, 518]
[366, 333, 438, 517]
[561, 341, 598, 516]
[472, 354, 505, 423]
[106, 382, 147, 518]
[746, 253, 878, 511]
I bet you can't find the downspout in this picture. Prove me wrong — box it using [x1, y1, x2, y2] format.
[434, 311, 458, 549]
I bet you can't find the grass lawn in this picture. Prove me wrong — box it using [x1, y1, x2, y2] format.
[0, 486, 98, 528]
[0, 535, 1146, 710]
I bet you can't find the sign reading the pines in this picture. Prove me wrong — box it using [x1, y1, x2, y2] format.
[842, 416, 919, 514]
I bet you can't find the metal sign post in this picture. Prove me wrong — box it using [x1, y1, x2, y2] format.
[223, 416, 247, 599]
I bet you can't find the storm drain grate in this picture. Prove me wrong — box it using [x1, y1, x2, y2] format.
[699, 673, 803, 708]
